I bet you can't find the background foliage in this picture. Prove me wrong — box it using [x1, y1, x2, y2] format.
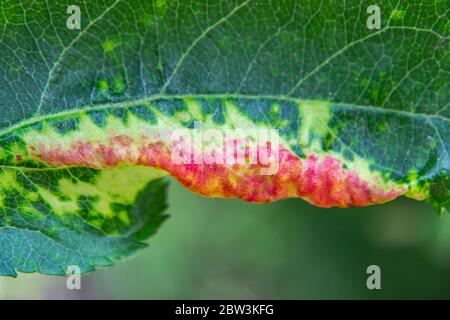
[2, 180, 450, 299]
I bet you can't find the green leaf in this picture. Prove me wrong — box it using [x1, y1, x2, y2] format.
[0, 0, 448, 275]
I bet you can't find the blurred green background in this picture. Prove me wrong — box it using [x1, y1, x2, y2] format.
[1, 178, 450, 299]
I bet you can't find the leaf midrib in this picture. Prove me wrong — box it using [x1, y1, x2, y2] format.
[1, 93, 448, 140]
